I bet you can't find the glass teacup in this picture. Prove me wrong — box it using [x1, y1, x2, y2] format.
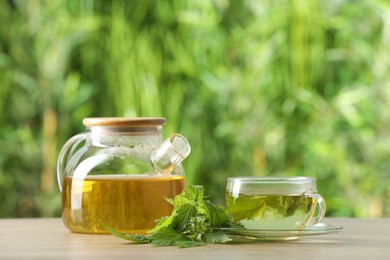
[226, 176, 326, 230]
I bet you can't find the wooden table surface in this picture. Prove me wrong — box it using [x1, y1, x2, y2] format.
[0, 218, 389, 259]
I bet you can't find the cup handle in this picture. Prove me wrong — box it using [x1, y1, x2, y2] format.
[304, 193, 326, 227]
[56, 133, 86, 192]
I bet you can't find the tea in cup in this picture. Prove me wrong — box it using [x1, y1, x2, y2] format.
[226, 176, 326, 230]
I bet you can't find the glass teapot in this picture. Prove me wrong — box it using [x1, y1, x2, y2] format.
[56, 117, 190, 234]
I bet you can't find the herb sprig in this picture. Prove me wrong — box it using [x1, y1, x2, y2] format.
[106, 185, 242, 248]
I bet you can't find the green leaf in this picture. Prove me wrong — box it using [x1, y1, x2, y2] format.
[202, 232, 231, 244]
[186, 185, 204, 202]
[151, 216, 174, 233]
[175, 203, 198, 231]
[166, 191, 190, 208]
[104, 224, 152, 243]
[202, 200, 229, 227]
[124, 234, 153, 243]
[227, 218, 245, 229]
[107, 185, 244, 248]
[226, 194, 267, 221]
[150, 228, 192, 247]
[175, 240, 206, 248]
[226, 193, 314, 221]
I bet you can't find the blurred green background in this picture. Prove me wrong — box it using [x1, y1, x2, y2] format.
[1, 0, 390, 218]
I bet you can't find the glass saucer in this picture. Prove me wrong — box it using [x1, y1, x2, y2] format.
[220, 223, 343, 241]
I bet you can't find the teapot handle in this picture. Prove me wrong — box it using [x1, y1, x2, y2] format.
[56, 133, 86, 192]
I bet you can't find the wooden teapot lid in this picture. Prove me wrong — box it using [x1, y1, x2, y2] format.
[83, 117, 167, 127]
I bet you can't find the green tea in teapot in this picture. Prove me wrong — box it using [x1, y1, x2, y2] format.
[62, 175, 186, 234]
[57, 118, 191, 234]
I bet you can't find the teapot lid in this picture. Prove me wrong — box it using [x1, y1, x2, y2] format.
[83, 117, 167, 127]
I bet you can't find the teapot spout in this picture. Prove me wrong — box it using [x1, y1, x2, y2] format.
[151, 133, 191, 175]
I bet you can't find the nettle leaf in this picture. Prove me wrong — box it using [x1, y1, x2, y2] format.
[175, 240, 206, 248]
[104, 224, 152, 243]
[202, 232, 231, 244]
[166, 192, 190, 208]
[125, 234, 153, 243]
[186, 185, 204, 202]
[226, 194, 267, 221]
[175, 203, 198, 231]
[151, 228, 191, 247]
[107, 185, 241, 248]
[202, 200, 229, 227]
[227, 218, 245, 229]
[151, 216, 174, 233]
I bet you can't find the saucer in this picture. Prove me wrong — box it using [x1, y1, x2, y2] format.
[220, 223, 343, 241]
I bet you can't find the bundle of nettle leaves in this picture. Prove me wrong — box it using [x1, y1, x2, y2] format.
[106, 185, 243, 248]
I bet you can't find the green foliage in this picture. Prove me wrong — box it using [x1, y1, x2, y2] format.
[0, 0, 389, 218]
[106, 185, 240, 248]
[226, 194, 313, 221]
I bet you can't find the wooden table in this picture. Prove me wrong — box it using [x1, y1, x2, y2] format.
[0, 218, 389, 259]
